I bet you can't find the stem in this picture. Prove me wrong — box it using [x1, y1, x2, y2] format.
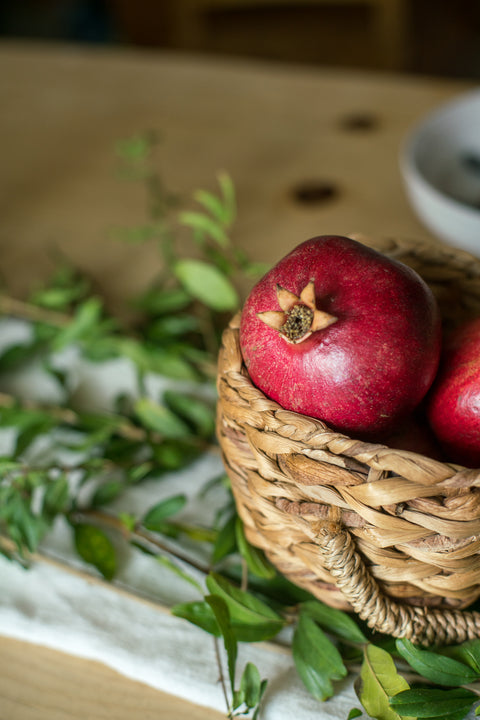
[0, 294, 71, 327]
[461, 683, 480, 697]
[70, 508, 213, 576]
[0, 390, 147, 443]
[213, 635, 232, 716]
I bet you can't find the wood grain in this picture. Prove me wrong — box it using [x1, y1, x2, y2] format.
[0, 41, 473, 316]
[0, 636, 225, 720]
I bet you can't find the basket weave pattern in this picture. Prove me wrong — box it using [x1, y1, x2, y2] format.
[216, 237, 480, 645]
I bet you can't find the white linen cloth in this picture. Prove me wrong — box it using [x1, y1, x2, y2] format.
[0, 555, 361, 718]
[0, 446, 360, 719]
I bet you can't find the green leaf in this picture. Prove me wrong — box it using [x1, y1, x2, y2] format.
[52, 297, 103, 351]
[91, 479, 124, 507]
[119, 339, 199, 381]
[171, 600, 221, 637]
[347, 710, 364, 720]
[151, 349, 199, 381]
[212, 512, 237, 564]
[14, 422, 55, 458]
[116, 133, 152, 161]
[134, 397, 191, 438]
[0, 407, 55, 457]
[355, 644, 413, 720]
[119, 512, 136, 532]
[205, 572, 285, 642]
[442, 639, 480, 674]
[235, 517, 276, 579]
[205, 594, 237, 691]
[135, 287, 191, 315]
[292, 611, 347, 702]
[389, 687, 477, 718]
[163, 390, 215, 439]
[142, 494, 187, 531]
[127, 461, 154, 484]
[6, 495, 50, 553]
[0, 343, 39, 371]
[299, 600, 367, 644]
[174, 259, 239, 311]
[238, 662, 264, 709]
[193, 189, 229, 225]
[217, 171, 236, 225]
[179, 210, 229, 247]
[21, 514, 50, 553]
[396, 638, 479, 687]
[30, 285, 81, 310]
[73, 523, 117, 580]
[43, 475, 70, 516]
[152, 438, 202, 471]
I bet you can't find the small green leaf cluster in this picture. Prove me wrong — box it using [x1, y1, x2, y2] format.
[352, 637, 480, 720]
[0, 454, 69, 561]
[0, 403, 72, 560]
[389, 638, 480, 719]
[0, 139, 266, 392]
[112, 133, 267, 380]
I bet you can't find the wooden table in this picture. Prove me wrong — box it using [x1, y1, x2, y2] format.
[0, 40, 473, 719]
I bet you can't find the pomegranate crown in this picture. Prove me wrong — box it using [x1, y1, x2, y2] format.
[256, 280, 337, 344]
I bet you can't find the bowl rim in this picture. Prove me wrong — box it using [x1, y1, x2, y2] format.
[400, 88, 480, 221]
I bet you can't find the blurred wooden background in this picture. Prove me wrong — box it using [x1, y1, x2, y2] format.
[1, 0, 480, 78]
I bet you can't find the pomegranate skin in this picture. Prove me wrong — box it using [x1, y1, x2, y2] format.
[427, 318, 480, 467]
[239, 235, 441, 437]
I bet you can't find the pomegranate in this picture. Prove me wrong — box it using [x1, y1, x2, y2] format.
[427, 317, 480, 467]
[239, 235, 441, 437]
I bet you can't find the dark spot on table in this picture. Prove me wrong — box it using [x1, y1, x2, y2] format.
[292, 180, 339, 205]
[339, 113, 379, 131]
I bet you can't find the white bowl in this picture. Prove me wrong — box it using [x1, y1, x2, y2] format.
[400, 89, 480, 256]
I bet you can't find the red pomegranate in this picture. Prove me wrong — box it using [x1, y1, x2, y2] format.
[239, 235, 441, 438]
[427, 317, 480, 467]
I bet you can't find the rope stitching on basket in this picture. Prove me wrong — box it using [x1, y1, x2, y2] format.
[317, 521, 480, 645]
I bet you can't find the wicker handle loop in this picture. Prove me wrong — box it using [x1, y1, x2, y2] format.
[317, 522, 480, 645]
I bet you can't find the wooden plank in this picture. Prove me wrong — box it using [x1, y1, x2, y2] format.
[0, 41, 472, 316]
[0, 636, 225, 720]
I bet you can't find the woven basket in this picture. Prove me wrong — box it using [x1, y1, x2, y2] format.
[216, 236, 480, 646]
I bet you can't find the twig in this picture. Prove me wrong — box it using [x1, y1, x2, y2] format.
[70, 508, 213, 577]
[0, 294, 71, 326]
[213, 635, 232, 717]
[0, 390, 147, 442]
